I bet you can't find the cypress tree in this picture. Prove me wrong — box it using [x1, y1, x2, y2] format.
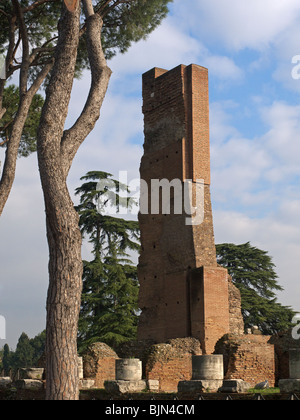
[216, 242, 295, 334]
[2, 344, 11, 376]
[75, 171, 140, 351]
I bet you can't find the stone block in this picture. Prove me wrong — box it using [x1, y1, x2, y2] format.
[0, 377, 12, 389]
[79, 379, 95, 389]
[116, 359, 142, 381]
[105, 380, 147, 394]
[15, 379, 44, 390]
[289, 349, 300, 379]
[219, 379, 251, 393]
[146, 379, 159, 392]
[279, 379, 300, 393]
[178, 379, 223, 393]
[19, 368, 44, 380]
[192, 355, 224, 380]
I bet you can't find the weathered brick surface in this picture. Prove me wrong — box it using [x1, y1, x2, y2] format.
[82, 342, 119, 389]
[215, 334, 276, 387]
[228, 278, 244, 336]
[146, 357, 192, 393]
[144, 338, 202, 392]
[189, 267, 230, 354]
[138, 65, 230, 352]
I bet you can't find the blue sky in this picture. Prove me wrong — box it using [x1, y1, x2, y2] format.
[1, 0, 300, 348]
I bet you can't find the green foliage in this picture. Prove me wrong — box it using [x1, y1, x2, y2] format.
[0, 331, 45, 373]
[75, 171, 140, 352]
[216, 242, 295, 334]
[0, 0, 173, 79]
[0, 0, 61, 82]
[0, 1, 61, 54]
[0, 85, 44, 156]
[100, 0, 173, 59]
[13, 332, 35, 368]
[1, 344, 12, 375]
[0, 0, 172, 157]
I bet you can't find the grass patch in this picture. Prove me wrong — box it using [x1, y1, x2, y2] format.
[248, 387, 280, 394]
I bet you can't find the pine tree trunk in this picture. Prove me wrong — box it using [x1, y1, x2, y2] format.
[44, 183, 83, 400]
[37, 6, 82, 400]
[37, 2, 111, 400]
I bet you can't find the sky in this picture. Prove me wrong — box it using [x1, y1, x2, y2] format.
[1, 0, 300, 348]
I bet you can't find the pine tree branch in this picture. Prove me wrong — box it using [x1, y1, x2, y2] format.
[22, 0, 56, 14]
[0, 8, 11, 19]
[97, 0, 134, 18]
[0, 13, 17, 122]
[0, 138, 9, 147]
[0, 57, 54, 216]
[28, 60, 54, 95]
[61, 5, 112, 176]
[12, 0, 30, 95]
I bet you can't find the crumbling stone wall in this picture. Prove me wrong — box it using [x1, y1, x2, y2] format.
[145, 338, 202, 392]
[215, 334, 276, 387]
[84, 339, 202, 392]
[82, 342, 119, 389]
[228, 278, 244, 336]
[118, 338, 202, 392]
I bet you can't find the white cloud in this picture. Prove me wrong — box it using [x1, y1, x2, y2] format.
[69, 90, 143, 185]
[211, 100, 300, 201]
[172, 0, 300, 91]
[213, 209, 300, 313]
[109, 22, 203, 76]
[0, 155, 48, 348]
[260, 102, 300, 179]
[109, 17, 243, 84]
[210, 98, 300, 312]
[189, 0, 300, 51]
[202, 55, 243, 82]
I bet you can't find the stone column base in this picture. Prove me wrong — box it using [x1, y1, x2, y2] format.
[279, 379, 300, 393]
[178, 379, 223, 393]
[105, 379, 159, 394]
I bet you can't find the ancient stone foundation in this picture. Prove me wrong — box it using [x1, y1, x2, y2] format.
[83, 342, 119, 389]
[82, 339, 202, 393]
[215, 334, 276, 387]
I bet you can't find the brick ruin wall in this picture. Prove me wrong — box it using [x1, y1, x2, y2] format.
[81, 262, 279, 392]
[138, 65, 230, 354]
[81, 287, 286, 392]
[79, 65, 291, 392]
[82, 282, 281, 393]
[81, 334, 285, 392]
[83, 338, 202, 393]
[82, 342, 119, 389]
[143, 338, 202, 392]
[215, 335, 276, 387]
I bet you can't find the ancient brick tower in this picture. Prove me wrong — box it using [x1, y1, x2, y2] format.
[137, 64, 230, 354]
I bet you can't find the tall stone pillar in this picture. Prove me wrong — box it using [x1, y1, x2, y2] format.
[137, 65, 230, 354]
